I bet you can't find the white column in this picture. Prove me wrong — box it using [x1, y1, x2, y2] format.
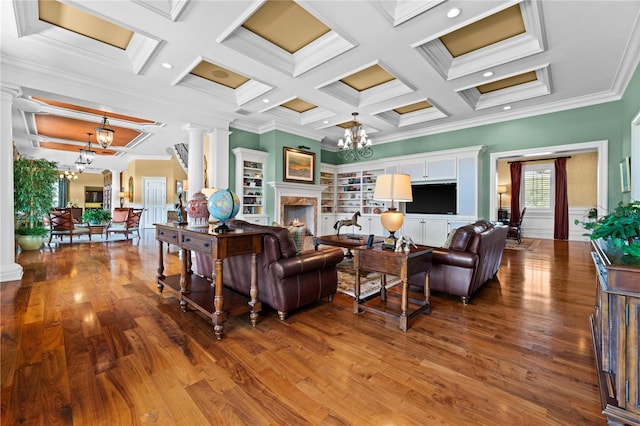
[111, 169, 121, 210]
[184, 124, 207, 197]
[207, 128, 230, 190]
[0, 86, 24, 282]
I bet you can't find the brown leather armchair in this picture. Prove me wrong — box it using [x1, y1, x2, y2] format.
[408, 220, 508, 304]
[195, 219, 345, 320]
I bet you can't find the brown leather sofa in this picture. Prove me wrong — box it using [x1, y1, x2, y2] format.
[408, 220, 508, 304]
[195, 219, 345, 320]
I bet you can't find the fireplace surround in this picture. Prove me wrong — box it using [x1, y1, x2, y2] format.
[268, 182, 327, 236]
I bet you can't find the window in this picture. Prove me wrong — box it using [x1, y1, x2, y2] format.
[522, 164, 553, 209]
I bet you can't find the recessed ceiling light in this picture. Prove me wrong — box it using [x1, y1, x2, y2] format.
[162, 62, 173, 69]
[262, 99, 269, 103]
[323, 120, 329, 124]
[483, 71, 494, 77]
[503, 106, 512, 111]
[447, 8, 461, 18]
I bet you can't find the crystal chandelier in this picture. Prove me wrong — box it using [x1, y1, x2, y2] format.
[79, 132, 96, 164]
[59, 169, 78, 181]
[94, 114, 115, 148]
[337, 112, 373, 161]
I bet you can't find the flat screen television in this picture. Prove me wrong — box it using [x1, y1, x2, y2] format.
[405, 183, 457, 215]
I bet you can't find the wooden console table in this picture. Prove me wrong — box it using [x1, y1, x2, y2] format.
[590, 239, 639, 425]
[353, 244, 433, 331]
[155, 223, 264, 340]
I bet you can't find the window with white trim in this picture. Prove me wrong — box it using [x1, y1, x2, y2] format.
[522, 164, 554, 210]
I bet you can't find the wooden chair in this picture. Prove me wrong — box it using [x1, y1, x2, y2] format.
[46, 210, 91, 244]
[106, 208, 142, 239]
[507, 207, 526, 244]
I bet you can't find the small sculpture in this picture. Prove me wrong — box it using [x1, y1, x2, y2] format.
[395, 235, 418, 252]
[175, 193, 187, 224]
[334, 211, 362, 235]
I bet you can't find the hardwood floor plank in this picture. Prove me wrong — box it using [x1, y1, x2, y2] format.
[2, 232, 605, 425]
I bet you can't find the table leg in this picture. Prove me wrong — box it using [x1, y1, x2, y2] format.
[380, 274, 387, 302]
[212, 259, 225, 340]
[249, 253, 261, 327]
[353, 253, 361, 313]
[399, 279, 409, 331]
[423, 270, 431, 314]
[157, 240, 165, 292]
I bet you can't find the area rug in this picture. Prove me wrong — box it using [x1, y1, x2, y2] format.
[504, 238, 541, 251]
[336, 259, 402, 299]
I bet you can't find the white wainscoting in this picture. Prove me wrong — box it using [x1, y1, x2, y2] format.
[513, 207, 593, 241]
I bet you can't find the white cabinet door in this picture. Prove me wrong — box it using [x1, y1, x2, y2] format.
[363, 216, 385, 236]
[457, 156, 477, 217]
[400, 157, 456, 181]
[423, 219, 448, 246]
[401, 217, 448, 246]
[321, 214, 336, 236]
[402, 217, 426, 245]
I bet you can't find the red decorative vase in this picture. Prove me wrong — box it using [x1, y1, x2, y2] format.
[187, 192, 209, 226]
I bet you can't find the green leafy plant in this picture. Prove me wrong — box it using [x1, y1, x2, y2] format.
[575, 201, 640, 257]
[14, 158, 58, 236]
[82, 209, 112, 224]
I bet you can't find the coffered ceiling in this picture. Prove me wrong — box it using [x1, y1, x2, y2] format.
[2, 0, 639, 172]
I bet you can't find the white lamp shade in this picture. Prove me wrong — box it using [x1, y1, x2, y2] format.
[201, 187, 218, 199]
[498, 185, 508, 194]
[373, 174, 413, 203]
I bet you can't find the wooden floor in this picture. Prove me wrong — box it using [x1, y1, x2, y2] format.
[2, 231, 603, 425]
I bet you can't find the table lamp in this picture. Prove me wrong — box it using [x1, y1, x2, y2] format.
[118, 191, 128, 208]
[373, 174, 412, 249]
[497, 185, 508, 210]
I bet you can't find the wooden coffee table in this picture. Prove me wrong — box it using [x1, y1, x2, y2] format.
[313, 234, 384, 258]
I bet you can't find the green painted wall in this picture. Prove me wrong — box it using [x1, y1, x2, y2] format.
[231, 64, 640, 219]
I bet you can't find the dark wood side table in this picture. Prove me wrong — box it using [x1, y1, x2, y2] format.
[155, 223, 264, 340]
[353, 244, 433, 331]
[313, 234, 384, 258]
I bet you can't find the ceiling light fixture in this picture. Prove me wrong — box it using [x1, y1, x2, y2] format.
[79, 132, 96, 164]
[337, 112, 373, 161]
[483, 71, 494, 77]
[94, 114, 115, 149]
[162, 62, 173, 69]
[59, 169, 78, 181]
[503, 105, 512, 110]
[75, 156, 86, 173]
[447, 8, 461, 18]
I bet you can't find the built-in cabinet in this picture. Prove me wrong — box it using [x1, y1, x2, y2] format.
[590, 240, 640, 426]
[320, 146, 484, 242]
[232, 147, 269, 225]
[399, 156, 457, 181]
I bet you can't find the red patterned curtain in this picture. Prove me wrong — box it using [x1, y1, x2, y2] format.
[554, 158, 569, 240]
[509, 162, 522, 225]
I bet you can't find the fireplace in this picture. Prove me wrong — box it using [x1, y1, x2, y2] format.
[268, 182, 327, 236]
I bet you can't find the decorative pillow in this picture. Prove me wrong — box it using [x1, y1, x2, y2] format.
[442, 229, 457, 249]
[287, 225, 307, 253]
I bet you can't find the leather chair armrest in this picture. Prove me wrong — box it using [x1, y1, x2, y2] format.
[271, 247, 344, 279]
[432, 248, 477, 269]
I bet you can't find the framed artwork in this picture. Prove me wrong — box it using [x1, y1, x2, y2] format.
[128, 177, 134, 202]
[176, 180, 184, 195]
[284, 147, 315, 184]
[620, 157, 631, 193]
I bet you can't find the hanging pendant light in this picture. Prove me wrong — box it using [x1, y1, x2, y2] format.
[94, 114, 115, 148]
[337, 112, 373, 161]
[79, 132, 96, 164]
[75, 156, 86, 173]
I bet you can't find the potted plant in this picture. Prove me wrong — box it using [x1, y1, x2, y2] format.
[82, 209, 112, 224]
[576, 200, 640, 261]
[14, 157, 59, 250]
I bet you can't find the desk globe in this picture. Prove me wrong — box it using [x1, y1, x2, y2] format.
[207, 189, 240, 233]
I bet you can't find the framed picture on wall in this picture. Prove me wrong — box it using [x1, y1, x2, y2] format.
[284, 147, 315, 184]
[620, 157, 631, 193]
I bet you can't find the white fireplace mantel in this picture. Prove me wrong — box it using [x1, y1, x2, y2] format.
[268, 181, 327, 235]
